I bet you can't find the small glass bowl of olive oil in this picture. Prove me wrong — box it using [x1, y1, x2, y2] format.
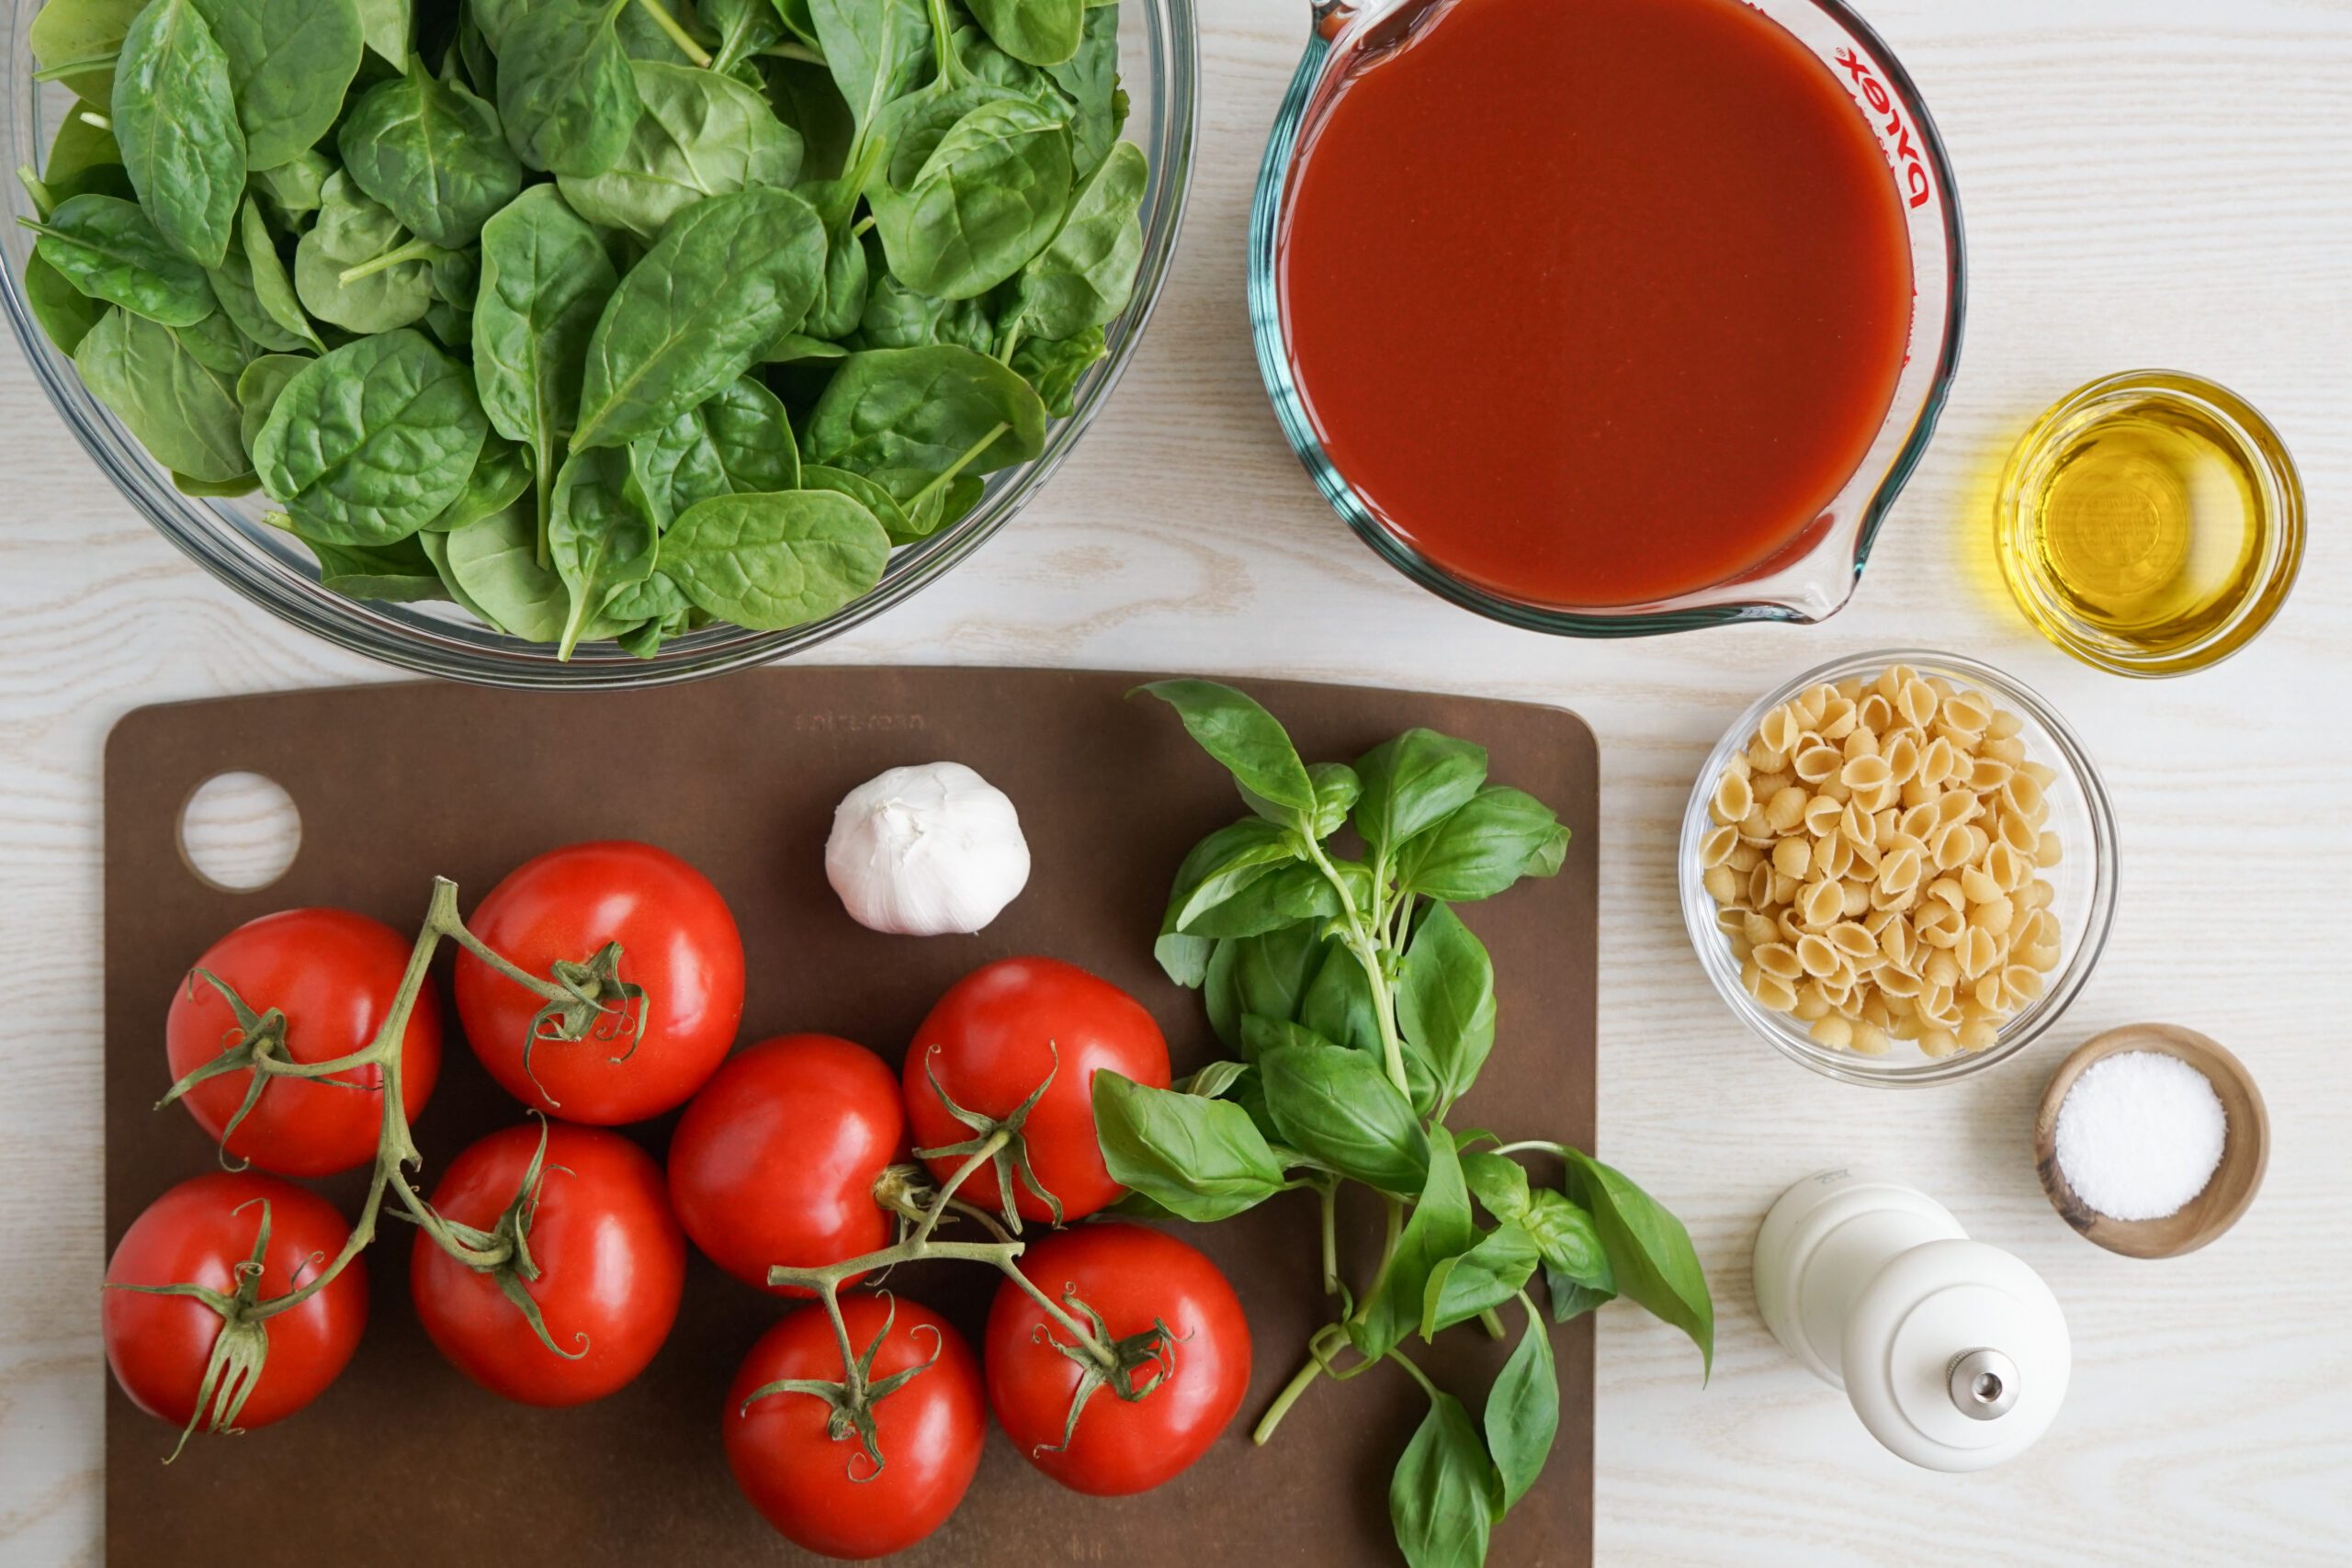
[1994, 370, 2303, 676]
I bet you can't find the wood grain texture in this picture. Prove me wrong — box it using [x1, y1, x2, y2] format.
[1, 0, 2347, 1562]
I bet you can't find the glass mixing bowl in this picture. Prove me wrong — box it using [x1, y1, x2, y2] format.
[1679, 650, 2119, 1087]
[1, 0, 1197, 687]
[1249, 0, 1964, 636]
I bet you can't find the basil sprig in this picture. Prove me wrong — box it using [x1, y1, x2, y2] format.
[1095, 680, 1713, 1568]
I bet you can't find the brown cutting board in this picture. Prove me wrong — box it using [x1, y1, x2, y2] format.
[104, 669, 1598, 1567]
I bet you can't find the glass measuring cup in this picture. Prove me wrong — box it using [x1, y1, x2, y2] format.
[1248, 0, 1967, 636]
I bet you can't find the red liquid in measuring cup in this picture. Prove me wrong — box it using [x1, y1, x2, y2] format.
[1278, 0, 1918, 609]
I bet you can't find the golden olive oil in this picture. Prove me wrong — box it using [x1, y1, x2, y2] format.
[1995, 372, 2302, 675]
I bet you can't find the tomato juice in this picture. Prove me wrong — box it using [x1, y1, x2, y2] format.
[1278, 0, 1917, 608]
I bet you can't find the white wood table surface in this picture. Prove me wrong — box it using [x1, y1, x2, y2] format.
[3, 0, 2346, 1562]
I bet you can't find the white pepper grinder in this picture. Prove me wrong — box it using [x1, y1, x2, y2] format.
[1752, 1168, 2071, 1472]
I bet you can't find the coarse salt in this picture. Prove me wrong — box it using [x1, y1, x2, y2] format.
[2053, 1050, 2227, 1222]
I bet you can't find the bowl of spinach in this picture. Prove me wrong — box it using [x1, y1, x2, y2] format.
[2, 0, 1196, 685]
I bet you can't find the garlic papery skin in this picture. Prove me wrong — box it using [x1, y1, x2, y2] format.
[825, 761, 1032, 936]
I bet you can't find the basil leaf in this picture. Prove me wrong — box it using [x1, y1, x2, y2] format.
[496, 0, 640, 179]
[1353, 1134, 1472, 1364]
[1017, 138, 1144, 339]
[1259, 1042, 1427, 1196]
[1388, 1392, 1492, 1568]
[1178, 1059, 1250, 1100]
[1461, 1152, 1531, 1224]
[1523, 1188, 1611, 1302]
[474, 184, 619, 540]
[112, 0, 245, 266]
[1395, 902, 1497, 1108]
[1422, 1220, 1539, 1337]
[189, 0, 364, 174]
[339, 61, 523, 249]
[966, 0, 1080, 67]
[1201, 922, 1329, 1046]
[23, 193, 217, 325]
[1236, 1012, 1335, 1064]
[1178, 862, 1339, 941]
[1091, 1071, 1286, 1223]
[1544, 1277, 1615, 1325]
[1354, 729, 1489, 854]
[253, 328, 489, 544]
[1566, 1151, 1713, 1374]
[662, 489, 891, 630]
[1136, 679, 1317, 813]
[558, 61, 804, 241]
[573, 185, 826, 449]
[547, 445, 655, 656]
[1161, 818, 1301, 935]
[1397, 785, 1570, 902]
[74, 309, 248, 481]
[1485, 1311, 1558, 1514]
[624, 373, 798, 530]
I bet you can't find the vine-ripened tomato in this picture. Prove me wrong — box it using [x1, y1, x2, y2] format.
[986, 1224, 1250, 1495]
[669, 1033, 903, 1293]
[165, 908, 442, 1177]
[453, 840, 744, 1124]
[725, 1292, 986, 1560]
[103, 1172, 368, 1435]
[410, 1122, 684, 1407]
[904, 957, 1170, 1224]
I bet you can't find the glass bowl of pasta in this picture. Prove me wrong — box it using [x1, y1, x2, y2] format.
[1679, 649, 2118, 1086]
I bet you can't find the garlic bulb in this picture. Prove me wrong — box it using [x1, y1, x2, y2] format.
[825, 761, 1031, 935]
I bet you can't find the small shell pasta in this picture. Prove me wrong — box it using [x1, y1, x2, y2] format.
[1700, 666, 2068, 1056]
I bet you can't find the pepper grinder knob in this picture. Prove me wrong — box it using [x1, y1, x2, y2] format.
[1752, 1169, 2071, 1472]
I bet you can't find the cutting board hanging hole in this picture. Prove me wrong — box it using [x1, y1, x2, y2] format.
[177, 772, 301, 892]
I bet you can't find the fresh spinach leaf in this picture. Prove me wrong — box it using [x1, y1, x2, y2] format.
[439, 496, 607, 641]
[421, 434, 533, 531]
[29, 0, 147, 104]
[547, 444, 656, 654]
[189, 0, 365, 172]
[298, 529, 448, 601]
[1042, 0, 1122, 177]
[624, 373, 798, 529]
[111, 0, 246, 266]
[293, 170, 437, 333]
[235, 199, 324, 351]
[21, 193, 218, 325]
[24, 252, 107, 354]
[252, 327, 488, 542]
[353, 0, 411, 65]
[808, 0, 932, 152]
[572, 185, 826, 448]
[473, 184, 618, 545]
[251, 148, 334, 223]
[766, 57, 854, 180]
[797, 463, 920, 543]
[870, 94, 1072, 299]
[660, 488, 890, 629]
[339, 58, 524, 248]
[236, 352, 311, 456]
[557, 61, 803, 241]
[1011, 323, 1102, 416]
[74, 307, 249, 480]
[496, 0, 641, 178]
[1016, 136, 1142, 339]
[802, 343, 1046, 494]
[965, 0, 1080, 69]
